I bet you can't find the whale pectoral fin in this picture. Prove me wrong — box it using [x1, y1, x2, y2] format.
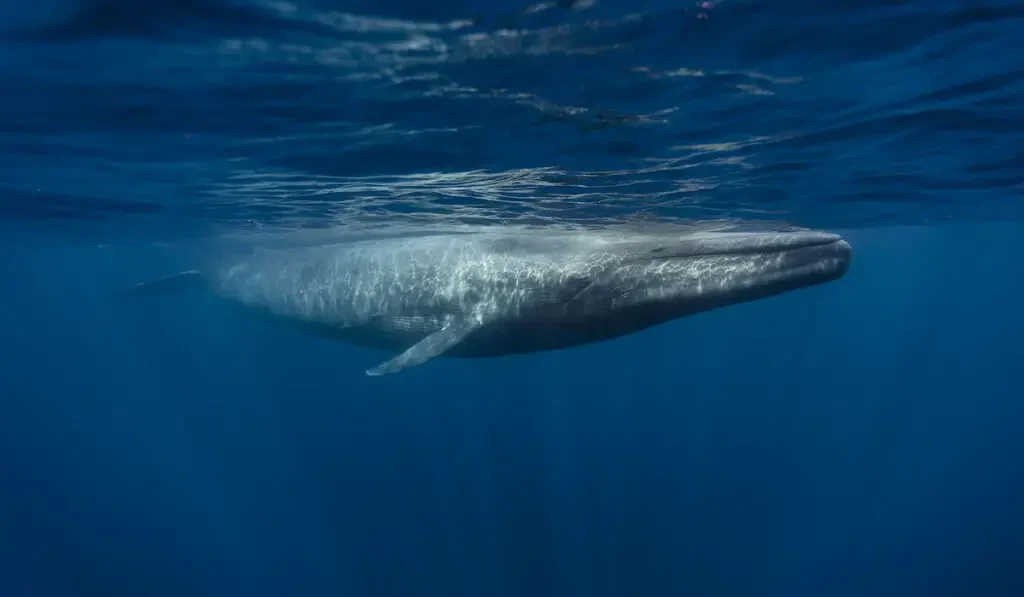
[365, 317, 481, 376]
[115, 270, 206, 298]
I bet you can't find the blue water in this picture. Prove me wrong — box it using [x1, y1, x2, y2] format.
[1, 0, 1023, 595]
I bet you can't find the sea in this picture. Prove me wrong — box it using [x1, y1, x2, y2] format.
[0, 0, 1022, 595]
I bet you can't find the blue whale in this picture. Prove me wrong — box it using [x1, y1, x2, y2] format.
[121, 227, 852, 375]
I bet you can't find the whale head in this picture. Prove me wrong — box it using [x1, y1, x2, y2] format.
[568, 230, 851, 324]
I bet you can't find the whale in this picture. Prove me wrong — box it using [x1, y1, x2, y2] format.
[119, 227, 852, 376]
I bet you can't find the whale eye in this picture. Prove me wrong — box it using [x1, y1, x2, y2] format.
[650, 247, 665, 253]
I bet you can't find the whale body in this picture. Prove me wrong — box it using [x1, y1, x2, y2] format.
[121, 227, 852, 376]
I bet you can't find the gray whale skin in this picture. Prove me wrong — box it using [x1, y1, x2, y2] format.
[121, 228, 852, 376]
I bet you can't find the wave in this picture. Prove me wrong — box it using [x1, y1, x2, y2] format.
[1, 0, 1021, 240]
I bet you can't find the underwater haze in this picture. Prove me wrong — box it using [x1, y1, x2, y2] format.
[1, 0, 1023, 596]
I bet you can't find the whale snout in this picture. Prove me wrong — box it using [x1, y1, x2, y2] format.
[755, 234, 852, 288]
[806, 237, 852, 281]
[820, 237, 852, 283]
[832, 239, 852, 277]
[723, 231, 852, 283]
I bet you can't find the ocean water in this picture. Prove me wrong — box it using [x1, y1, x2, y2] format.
[1, 0, 1023, 596]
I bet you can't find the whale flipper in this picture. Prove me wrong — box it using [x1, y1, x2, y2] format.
[365, 317, 481, 376]
[116, 270, 206, 298]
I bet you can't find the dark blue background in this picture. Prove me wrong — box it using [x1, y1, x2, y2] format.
[1, 1, 1023, 595]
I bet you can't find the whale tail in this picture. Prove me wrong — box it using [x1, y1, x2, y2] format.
[115, 270, 207, 298]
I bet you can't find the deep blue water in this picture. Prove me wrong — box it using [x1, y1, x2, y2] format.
[2, 1, 1024, 596]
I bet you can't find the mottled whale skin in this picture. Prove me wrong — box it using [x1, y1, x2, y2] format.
[122, 228, 852, 376]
